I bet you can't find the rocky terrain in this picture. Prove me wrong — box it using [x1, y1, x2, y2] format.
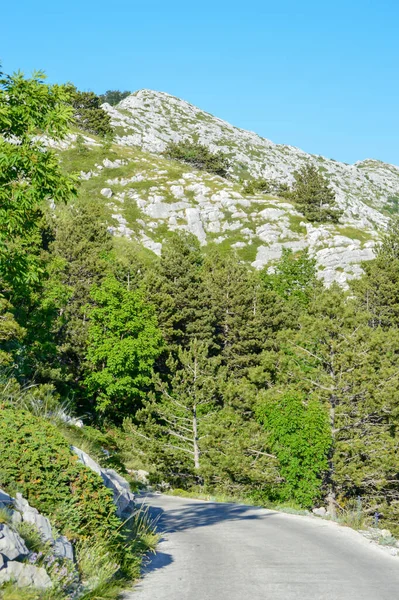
[59, 90, 399, 285]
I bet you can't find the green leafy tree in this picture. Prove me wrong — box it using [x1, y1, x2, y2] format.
[290, 164, 342, 223]
[258, 389, 331, 506]
[0, 298, 25, 366]
[260, 248, 320, 308]
[164, 140, 230, 178]
[84, 276, 163, 419]
[0, 69, 76, 287]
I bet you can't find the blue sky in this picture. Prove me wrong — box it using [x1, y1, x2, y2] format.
[2, 0, 398, 165]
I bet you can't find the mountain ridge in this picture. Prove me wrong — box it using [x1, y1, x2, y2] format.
[56, 89, 399, 287]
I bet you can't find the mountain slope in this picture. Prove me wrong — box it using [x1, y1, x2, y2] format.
[56, 91, 399, 286]
[105, 90, 399, 228]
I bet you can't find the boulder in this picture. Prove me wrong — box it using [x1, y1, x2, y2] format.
[0, 524, 29, 561]
[131, 469, 150, 485]
[72, 447, 135, 518]
[0, 554, 4, 569]
[100, 187, 113, 198]
[102, 469, 136, 519]
[0, 489, 13, 507]
[379, 529, 392, 538]
[14, 494, 53, 543]
[312, 507, 327, 517]
[72, 446, 102, 475]
[10, 511, 22, 526]
[53, 536, 74, 561]
[0, 562, 52, 589]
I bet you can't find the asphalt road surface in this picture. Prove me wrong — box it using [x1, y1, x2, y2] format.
[129, 493, 399, 600]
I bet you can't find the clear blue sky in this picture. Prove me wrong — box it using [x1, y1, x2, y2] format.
[2, 1, 398, 165]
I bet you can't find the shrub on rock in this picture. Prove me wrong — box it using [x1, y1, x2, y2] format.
[0, 408, 122, 543]
[164, 140, 230, 178]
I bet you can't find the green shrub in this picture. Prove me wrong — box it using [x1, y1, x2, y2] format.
[68, 87, 112, 137]
[242, 178, 271, 195]
[98, 90, 131, 106]
[0, 408, 122, 544]
[164, 140, 230, 178]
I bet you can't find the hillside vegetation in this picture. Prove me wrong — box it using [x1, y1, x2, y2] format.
[2, 70, 399, 596]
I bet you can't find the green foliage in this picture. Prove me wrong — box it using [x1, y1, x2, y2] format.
[0, 69, 76, 287]
[68, 87, 112, 137]
[258, 390, 331, 506]
[242, 178, 271, 195]
[265, 286, 399, 523]
[0, 407, 122, 543]
[0, 298, 26, 366]
[203, 248, 284, 373]
[146, 233, 215, 353]
[99, 90, 131, 106]
[352, 217, 399, 327]
[0, 582, 61, 600]
[76, 538, 120, 590]
[15, 521, 45, 552]
[260, 248, 320, 307]
[289, 164, 342, 223]
[84, 276, 163, 418]
[164, 140, 230, 178]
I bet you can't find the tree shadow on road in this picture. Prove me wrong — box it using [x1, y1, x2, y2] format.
[140, 548, 174, 574]
[137, 493, 276, 535]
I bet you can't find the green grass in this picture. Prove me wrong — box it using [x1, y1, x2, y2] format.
[168, 488, 309, 516]
[289, 214, 307, 235]
[238, 240, 262, 262]
[0, 507, 12, 524]
[337, 226, 373, 244]
[15, 521, 46, 553]
[123, 200, 147, 232]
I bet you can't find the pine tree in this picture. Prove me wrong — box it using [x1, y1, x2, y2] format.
[290, 164, 342, 223]
[146, 233, 216, 354]
[204, 248, 283, 374]
[265, 286, 399, 519]
[352, 217, 399, 328]
[128, 339, 220, 485]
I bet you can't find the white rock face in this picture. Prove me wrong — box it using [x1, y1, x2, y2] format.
[14, 494, 53, 543]
[97, 91, 399, 284]
[104, 90, 398, 230]
[0, 562, 52, 589]
[72, 446, 135, 519]
[0, 524, 29, 561]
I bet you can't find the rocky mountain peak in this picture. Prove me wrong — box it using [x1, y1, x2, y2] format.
[70, 90, 399, 286]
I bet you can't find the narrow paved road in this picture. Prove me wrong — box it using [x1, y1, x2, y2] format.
[130, 493, 399, 600]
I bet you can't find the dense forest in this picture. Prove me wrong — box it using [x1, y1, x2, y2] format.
[2, 68, 399, 542]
